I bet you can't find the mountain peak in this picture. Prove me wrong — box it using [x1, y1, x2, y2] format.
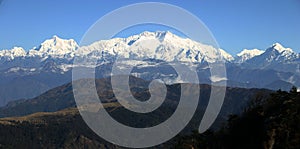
[236, 48, 264, 63]
[52, 35, 60, 41]
[245, 43, 299, 65]
[139, 31, 155, 37]
[83, 31, 225, 63]
[272, 42, 283, 48]
[34, 36, 78, 56]
[10, 47, 26, 56]
[270, 43, 293, 53]
[219, 49, 234, 61]
[136, 31, 181, 42]
[139, 31, 172, 36]
[237, 49, 264, 57]
[46, 35, 72, 45]
[0, 47, 26, 58]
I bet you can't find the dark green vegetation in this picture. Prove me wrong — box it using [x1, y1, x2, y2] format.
[175, 87, 300, 149]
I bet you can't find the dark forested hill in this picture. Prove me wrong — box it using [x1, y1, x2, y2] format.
[0, 107, 119, 149]
[175, 87, 300, 149]
[0, 76, 271, 123]
[0, 76, 277, 148]
[0, 88, 297, 148]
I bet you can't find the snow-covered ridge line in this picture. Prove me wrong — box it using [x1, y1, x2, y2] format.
[235, 49, 264, 63]
[0, 31, 230, 63]
[0, 31, 298, 63]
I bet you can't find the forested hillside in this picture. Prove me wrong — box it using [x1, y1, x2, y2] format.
[175, 87, 300, 149]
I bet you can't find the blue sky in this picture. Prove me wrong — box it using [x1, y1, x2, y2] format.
[0, 0, 299, 54]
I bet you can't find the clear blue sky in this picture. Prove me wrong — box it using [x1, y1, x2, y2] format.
[0, 0, 299, 54]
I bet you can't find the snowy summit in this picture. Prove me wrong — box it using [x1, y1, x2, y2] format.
[0, 31, 299, 71]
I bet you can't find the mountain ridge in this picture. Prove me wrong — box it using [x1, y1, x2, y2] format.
[1, 31, 298, 63]
[0, 31, 299, 106]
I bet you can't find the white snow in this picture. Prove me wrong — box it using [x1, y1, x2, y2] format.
[210, 76, 228, 82]
[236, 49, 264, 63]
[234, 43, 298, 64]
[29, 35, 78, 58]
[219, 49, 234, 61]
[0, 47, 26, 60]
[0, 32, 299, 75]
[263, 43, 299, 62]
[272, 43, 293, 53]
[75, 31, 226, 63]
[6, 67, 37, 73]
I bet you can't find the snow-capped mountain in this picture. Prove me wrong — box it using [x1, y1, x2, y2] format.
[253, 43, 298, 62]
[235, 49, 264, 63]
[0, 31, 231, 106]
[219, 49, 234, 62]
[256, 43, 298, 63]
[242, 43, 300, 73]
[0, 31, 299, 106]
[77, 31, 229, 63]
[0, 47, 26, 60]
[0, 31, 231, 72]
[1, 31, 299, 74]
[1, 36, 78, 61]
[28, 35, 78, 58]
[0, 36, 79, 72]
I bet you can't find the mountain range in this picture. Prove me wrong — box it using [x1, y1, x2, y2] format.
[1, 31, 299, 67]
[0, 31, 299, 106]
[0, 75, 273, 147]
[0, 76, 274, 148]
